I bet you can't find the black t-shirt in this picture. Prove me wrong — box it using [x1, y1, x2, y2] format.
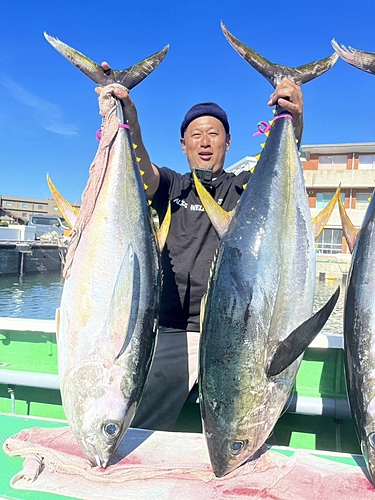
[152, 167, 251, 332]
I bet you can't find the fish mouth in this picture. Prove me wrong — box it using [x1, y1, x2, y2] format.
[85, 436, 109, 468]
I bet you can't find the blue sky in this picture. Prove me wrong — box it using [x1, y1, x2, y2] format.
[1, 0, 375, 204]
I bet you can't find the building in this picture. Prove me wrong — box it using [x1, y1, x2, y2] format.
[0, 195, 80, 224]
[227, 142, 375, 254]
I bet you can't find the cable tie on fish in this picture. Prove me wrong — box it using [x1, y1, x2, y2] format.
[95, 129, 102, 141]
[252, 121, 272, 137]
[274, 113, 294, 122]
[119, 124, 130, 130]
[253, 114, 293, 136]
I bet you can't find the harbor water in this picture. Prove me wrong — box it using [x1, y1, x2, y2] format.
[0, 273, 345, 335]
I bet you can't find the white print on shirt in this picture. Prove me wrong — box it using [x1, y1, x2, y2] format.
[173, 197, 223, 211]
[173, 197, 188, 209]
[190, 204, 205, 211]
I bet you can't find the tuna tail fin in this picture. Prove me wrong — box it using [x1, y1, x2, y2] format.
[44, 32, 169, 89]
[338, 193, 359, 253]
[331, 39, 375, 76]
[312, 184, 341, 240]
[192, 170, 234, 238]
[46, 174, 78, 229]
[221, 22, 338, 87]
[266, 287, 340, 377]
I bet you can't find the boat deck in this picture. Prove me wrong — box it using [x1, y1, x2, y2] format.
[0, 413, 373, 499]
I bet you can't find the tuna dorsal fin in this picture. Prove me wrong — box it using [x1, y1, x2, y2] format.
[312, 184, 341, 240]
[221, 22, 338, 87]
[193, 171, 233, 238]
[44, 32, 169, 89]
[156, 202, 171, 252]
[331, 39, 375, 76]
[338, 194, 359, 253]
[102, 244, 135, 360]
[46, 174, 78, 229]
[266, 287, 340, 377]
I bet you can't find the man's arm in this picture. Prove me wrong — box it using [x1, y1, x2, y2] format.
[268, 78, 304, 146]
[96, 66, 160, 199]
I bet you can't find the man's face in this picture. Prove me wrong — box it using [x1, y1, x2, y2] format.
[180, 116, 231, 176]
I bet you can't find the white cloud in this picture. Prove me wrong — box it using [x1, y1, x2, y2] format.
[0, 76, 79, 136]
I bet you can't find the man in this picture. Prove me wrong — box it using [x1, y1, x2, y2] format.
[101, 75, 303, 431]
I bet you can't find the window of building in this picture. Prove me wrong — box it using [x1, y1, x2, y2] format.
[53, 206, 58, 211]
[316, 228, 343, 254]
[22, 213, 27, 217]
[38, 205, 44, 210]
[356, 193, 372, 208]
[6, 202, 12, 207]
[316, 192, 345, 209]
[318, 155, 347, 171]
[358, 154, 375, 170]
[22, 204, 28, 208]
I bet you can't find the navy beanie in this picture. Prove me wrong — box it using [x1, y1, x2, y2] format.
[180, 102, 230, 137]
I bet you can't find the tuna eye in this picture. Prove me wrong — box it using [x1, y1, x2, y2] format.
[103, 423, 119, 438]
[230, 440, 248, 455]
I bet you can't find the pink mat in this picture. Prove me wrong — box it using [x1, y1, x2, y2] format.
[3, 426, 375, 499]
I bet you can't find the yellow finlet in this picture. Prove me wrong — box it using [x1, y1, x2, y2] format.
[243, 183, 248, 190]
[133, 143, 138, 149]
[136, 157, 141, 163]
[260, 142, 266, 149]
[255, 154, 261, 161]
[140, 169, 145, 176]
[143, 183, 149, 191]
[264, 132, 270, 137]
[193, 170, 233, 238]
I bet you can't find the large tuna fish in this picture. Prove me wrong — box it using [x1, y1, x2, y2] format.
[331, 39, 375, 76]
[45, 33, 168, 467]
[331, 40, 375, 485]
[196, 24, 340, 477]
[343, 192, 375, 486]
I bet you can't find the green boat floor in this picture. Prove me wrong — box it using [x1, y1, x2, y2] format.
[0, 413, 70, 500]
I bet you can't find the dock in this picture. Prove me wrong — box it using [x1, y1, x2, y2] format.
[0, 242, 67, 276]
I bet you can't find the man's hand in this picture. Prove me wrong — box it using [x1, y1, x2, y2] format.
[268, 78, 303, 120]
[268, 78, 304, 144]
[94, 62, 140, 130]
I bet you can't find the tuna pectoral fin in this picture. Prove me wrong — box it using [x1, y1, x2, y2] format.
[103, 244, 136, 360]
[338, 194, 359, 253]
[156, 202, 171, 252]
[193, 171, 233, 238]
[47, 174, 78, 229]
[266, 287, 340, 377]
[44, 32, 169, 89]
[313, 185, 341, 240]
